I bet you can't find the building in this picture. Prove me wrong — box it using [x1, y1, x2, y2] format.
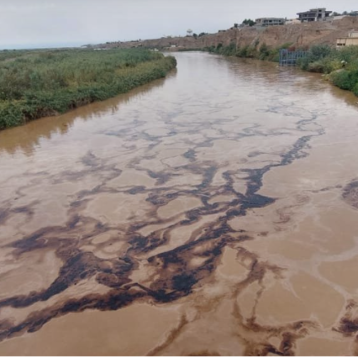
[255, 18, 286, 26]
[297, 8, 332, 22]
[336, 31, 358, 47]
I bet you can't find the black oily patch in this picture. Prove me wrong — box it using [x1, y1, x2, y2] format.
[342, 180, 358, 209]
[172, 273, 198, 292]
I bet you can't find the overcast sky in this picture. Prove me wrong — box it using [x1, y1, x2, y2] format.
[0, 0, 357, 49]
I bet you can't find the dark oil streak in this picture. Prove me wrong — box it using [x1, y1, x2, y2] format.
[0, 100, 326, 350]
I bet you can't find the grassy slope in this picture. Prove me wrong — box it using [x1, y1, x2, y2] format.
[0, 48, 176, 129]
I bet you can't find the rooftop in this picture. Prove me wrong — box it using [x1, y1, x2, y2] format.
[256, 17, 285, 20]
[297, 8, 332, 14]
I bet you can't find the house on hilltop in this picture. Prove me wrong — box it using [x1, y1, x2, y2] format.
[255, 18, 286, 27]
[297, 8, 332, 22]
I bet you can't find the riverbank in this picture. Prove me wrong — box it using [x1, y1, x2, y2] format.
[90, 16, 357, 97]
[205, 43, 358, 96]
[298, 45, 358, 96]
[0, 49, 176, 130]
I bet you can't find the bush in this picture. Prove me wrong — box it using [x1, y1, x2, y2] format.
[308, 45, 333, 62]
[259, 43, 270, 60]
[222, 43, 236, 56]
[308, 61, 325, 73]
[293, 44, 358, 96]
[0, 101, 24, 129]
[236, 45, 257, 58]
[322, 58, 344, 73]
[330, 69, 358, 91]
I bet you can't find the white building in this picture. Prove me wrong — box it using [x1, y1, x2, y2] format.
[336, 31, 358, 47]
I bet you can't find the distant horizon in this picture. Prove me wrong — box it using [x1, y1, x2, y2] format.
[1, 0, 357, 50]
[0, 42, 86, 51]
[1, 32, 224, 51]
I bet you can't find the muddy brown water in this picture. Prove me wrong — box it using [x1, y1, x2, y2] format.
[0, 52, 358, 355]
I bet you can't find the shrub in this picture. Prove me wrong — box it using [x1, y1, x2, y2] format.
[308, 44, 333, 62]
[236, 46, 249, 57]
[330, 69, 358, 91]
[236, 45, 257, 58]
[308, 61, 325, 73]
[259, 43, 270, 60]
[222, 43, 236, 56]
[322, 58, 344, 73]
[0, 101, 24, 129]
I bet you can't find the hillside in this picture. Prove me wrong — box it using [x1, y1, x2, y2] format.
[95, 17, 358, 51]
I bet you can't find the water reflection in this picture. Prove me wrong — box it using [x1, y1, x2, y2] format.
[0, 71, 176, 156]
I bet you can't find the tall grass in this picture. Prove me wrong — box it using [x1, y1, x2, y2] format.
[0, 48, 176, 129]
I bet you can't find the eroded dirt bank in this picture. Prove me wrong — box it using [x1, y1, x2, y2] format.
[0, 53, 358, 355]
[97, 17, 358, 51]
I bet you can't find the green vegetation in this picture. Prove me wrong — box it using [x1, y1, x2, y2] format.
[206, 41, 358, 96]
[205, 41, 293, 62]
[0, 50, 30, 62]
[332, 11, 358, 16]
[297, 45, 358, 96]
[193, 32, 209, 39]
[0, 48, 176, 129]
[242, 19, 256, 27]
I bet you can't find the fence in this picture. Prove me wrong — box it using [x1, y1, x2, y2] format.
[279, 49, 308, 66]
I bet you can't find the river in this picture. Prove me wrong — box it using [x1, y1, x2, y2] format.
[0, 52, 358, 355]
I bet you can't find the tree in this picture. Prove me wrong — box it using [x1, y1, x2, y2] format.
[242, 19, 256, 27]
[234, 23, 239, 28]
